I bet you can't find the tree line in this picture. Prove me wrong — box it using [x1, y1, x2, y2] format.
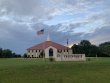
[0, 40, 110, 58]
[0, 48, 21, 58]
[71, 40, 110, 57]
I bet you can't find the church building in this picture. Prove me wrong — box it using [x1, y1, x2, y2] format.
[27, 40, 72, 58]
[27, 39, 86, 61]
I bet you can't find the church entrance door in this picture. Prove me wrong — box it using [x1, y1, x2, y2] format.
[49, 48, 53, 57]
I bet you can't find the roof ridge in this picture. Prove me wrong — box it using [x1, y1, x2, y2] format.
[27, 41, 70, 50]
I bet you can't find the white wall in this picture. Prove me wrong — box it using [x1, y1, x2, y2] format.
[27, 49, 86, 61]
[27, 48, 72, 58]
[45, 46, 57, 58]
[68, 49, 72, 54]
[56, 54, 86, 61]
[27, 50, 43, 58]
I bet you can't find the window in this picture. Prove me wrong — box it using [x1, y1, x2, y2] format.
[58, 50, 62, 53]
[67, 50, 68, 52]
[49, 48, 53, 56]
[57, 50, 59, 52]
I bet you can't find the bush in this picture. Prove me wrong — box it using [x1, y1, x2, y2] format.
[49, 57, 55, 62]
[87, 58, 91, 61]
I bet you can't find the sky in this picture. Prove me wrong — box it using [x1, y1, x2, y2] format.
[0, 0, 110, 54]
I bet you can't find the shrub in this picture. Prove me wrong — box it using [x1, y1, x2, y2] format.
[49, 57, 55, 62]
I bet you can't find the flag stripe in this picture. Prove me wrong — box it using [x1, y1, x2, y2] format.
[37, 29, 44, 35]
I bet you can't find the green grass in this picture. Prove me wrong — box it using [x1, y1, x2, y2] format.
[0, 58, 110, 83]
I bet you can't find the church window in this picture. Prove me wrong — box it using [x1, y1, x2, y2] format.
[67, 50, 68, 52]
[49, 48, 53, 56]
[57, 50, 59, 52]
[58, 50, 62, 53]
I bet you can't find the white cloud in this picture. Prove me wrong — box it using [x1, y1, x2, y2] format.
[0, 0, 109, 54]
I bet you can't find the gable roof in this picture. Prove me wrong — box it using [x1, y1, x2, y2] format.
[27, 41, 70, 50]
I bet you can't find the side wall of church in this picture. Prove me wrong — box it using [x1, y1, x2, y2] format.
[57, 49, 72, 55]
[27, 50, 43, 58]
[27, 48, 72, 58]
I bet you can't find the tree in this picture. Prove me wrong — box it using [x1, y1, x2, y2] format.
[99, 42, 110, 57]
[88, 45, 98, 57]
[0, 48, 3, 58]
[16, 54, 21, 58]
[99, 42, 110, 47]
[23, 53, 27, 58]
[71, 40, 98, 57]
[79, 40, 91, 46]
[71, 44, 83, 54]
[2, 49, 12, 58]
[12, 53, 16, 57]
[0, 47, 21, 58]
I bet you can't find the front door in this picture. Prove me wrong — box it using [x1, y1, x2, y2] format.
[49, 48, 53, 57]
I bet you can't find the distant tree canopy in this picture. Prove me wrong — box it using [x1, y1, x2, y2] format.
[0, 40, 110, 58]
[71, 40, 110, 57]
[0, 48, 21, 58]
[99, 42, 110, 57]
[79, 40, 91, 46]
[23, 53, 27, 58]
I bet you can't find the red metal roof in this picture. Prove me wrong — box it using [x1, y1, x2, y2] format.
[27, 41, 70, 50]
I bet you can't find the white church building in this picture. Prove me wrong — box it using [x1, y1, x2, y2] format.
[27, 39, 86, 61]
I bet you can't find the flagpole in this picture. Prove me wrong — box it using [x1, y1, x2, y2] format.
[43, 42, 45, 61]
[37, 29, 45, 60]
[66, 30, 69, 54]
[67, 38, 69, 54]
[47, 30, 50, 41]
[67, 39, 68, 47]
[43, 29, 45, 61]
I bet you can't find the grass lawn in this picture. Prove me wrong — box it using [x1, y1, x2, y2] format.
[0, 58, 110, 83]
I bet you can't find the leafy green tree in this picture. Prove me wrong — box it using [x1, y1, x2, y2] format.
[23, 53, 27, 58]
[0, 48, 3, 58]
[16, 54, 21, 58]
[71, 40, 98, 57]
[71, 44, 83, 54]
[79, 40, 91, 46]
[99, 42, 110, 57]
[12, 53, 16, 57]
[2, 49, 12, 58]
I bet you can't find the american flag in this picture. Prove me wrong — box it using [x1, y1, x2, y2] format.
[37, 29, 44, 35]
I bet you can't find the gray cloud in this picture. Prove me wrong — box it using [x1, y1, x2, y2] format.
[89, 26, 110, 45]
[0, 0, 109, 54]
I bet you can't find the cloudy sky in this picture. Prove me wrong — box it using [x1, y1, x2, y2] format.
[0, 0, 110, 54]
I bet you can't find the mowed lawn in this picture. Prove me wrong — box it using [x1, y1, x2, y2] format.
[0, 58, 110, 83]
